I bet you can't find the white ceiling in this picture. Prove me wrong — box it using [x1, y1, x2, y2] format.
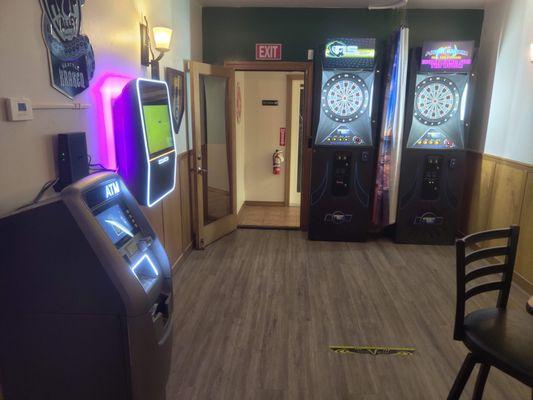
[199, 0, 490, 9]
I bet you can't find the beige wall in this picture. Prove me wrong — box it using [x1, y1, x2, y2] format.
[0, 0, 202, 215]
[289, 78, 303, 206]
[243, 71, 289, 203]
[469, 0, 533, 165]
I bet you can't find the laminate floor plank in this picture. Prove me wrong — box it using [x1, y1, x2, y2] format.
[167, 230, 530, 399]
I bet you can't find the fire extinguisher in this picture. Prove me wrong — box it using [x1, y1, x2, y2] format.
[273, 149, 284, 175]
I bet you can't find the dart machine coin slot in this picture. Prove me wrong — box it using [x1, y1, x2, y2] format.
[422, 155, 443, 200]
[332, 153, 351, 196]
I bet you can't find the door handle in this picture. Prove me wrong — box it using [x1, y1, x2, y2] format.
[197, 167, 208, 174]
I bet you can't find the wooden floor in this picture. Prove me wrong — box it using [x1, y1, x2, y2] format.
[167, 229, 530, 399]
[238, 205, 300, 228]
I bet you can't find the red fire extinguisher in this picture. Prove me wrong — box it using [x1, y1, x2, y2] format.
[273, 149, 284, 175]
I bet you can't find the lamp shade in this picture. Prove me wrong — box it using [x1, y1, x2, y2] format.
[530, 43, 533, 63]
[153, 27, 173, 52]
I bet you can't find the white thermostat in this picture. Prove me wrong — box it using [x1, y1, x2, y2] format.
[5, 98, 33, 121]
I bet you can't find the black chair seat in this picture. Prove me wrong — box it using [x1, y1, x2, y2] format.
[464, 308, 533, 386]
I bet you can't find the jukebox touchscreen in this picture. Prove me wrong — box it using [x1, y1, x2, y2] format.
[113, 78, 177, 207]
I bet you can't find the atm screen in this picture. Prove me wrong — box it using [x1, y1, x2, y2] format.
[142, 104, 173, 156]
[95, 204, 137, 245]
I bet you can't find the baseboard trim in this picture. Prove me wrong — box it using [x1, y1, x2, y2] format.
[244, 200, 285, 207]
[238, 225, 300, 231]
[514, 272, 533, 295]
[207, 186, 230, 195]
[171, 242, 193, 274]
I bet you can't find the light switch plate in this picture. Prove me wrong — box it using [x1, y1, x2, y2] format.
[5, 98, 33, 121]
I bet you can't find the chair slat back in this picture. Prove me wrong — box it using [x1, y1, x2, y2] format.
[453, 225, 520, 340]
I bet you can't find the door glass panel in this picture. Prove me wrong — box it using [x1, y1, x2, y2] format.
[199, 75, 231, 225]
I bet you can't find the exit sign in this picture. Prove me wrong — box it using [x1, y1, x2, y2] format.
[256, 44, 282, 61]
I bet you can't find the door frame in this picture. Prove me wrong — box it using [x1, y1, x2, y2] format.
[285, 74, 305, 207]
[224, 61, 313, 230]
[189, 61, 237, 249]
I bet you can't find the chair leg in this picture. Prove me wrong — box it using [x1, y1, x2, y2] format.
[447, 353, 477, 400]
[472, 364, 490, 400]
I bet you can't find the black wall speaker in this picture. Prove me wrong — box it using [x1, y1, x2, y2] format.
[54, 132, 89, 192]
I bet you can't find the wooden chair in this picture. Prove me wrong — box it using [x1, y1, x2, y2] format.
[448, 225, 533, 399]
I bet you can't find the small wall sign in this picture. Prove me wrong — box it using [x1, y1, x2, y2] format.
[280, 128, 286, 147]
[165, 67, 185, 134]
[40, 0, 95, 99]
[256, 44, 282, 61]
[262, 100, 279, 106]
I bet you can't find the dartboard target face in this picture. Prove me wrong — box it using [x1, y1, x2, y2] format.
[414, 76, 460, 126]
[322, 74, 370, 123]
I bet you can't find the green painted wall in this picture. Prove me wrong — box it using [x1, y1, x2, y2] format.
[202, 8, 484, 64]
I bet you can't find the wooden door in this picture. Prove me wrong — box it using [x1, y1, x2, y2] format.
[189, 61, 237, 248]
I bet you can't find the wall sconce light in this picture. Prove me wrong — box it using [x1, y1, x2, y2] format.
[140, 17, 173, 79]
[529, 43, 533, 63]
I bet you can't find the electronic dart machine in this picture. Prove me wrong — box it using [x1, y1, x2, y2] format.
[309, 38, 381, 241]
[113, 78, 177, 207]
[0, 173, 172, 400]
[396, 41, 476, 244]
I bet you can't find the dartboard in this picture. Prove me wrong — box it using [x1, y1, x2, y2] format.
[322, 74, 369, 123]
[414, 76, 460, 126]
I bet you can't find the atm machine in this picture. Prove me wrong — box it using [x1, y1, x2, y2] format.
[309, 38, 381, 241]
[0, 173, 172, 400]
[396, 41, 476, 244]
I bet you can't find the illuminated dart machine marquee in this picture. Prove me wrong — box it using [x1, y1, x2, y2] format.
[396, 41, 476, 244]
[113, 78, 177, 207]
[309, 38, 381, 242]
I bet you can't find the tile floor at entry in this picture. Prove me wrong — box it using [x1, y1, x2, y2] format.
[166, 229, 530, 400]
[238, 205, 300, 228]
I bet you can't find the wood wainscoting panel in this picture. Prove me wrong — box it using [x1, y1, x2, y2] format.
[464, 151, 533, 293]
[138, 151, 194, 269]
[516, 172, 533, 289]
[180, 151, 193, 250]
[486, 161, 527, 229]
[162, 181, 183, 267]
[141, 203, 165, 244]
[462, 152, 496, 234]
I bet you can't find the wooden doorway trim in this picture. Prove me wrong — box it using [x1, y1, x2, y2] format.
[224, 61, 313, 230]
[285, 74, 305, 207]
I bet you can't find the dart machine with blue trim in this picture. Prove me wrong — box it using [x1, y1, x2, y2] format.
[309, 38, 381, 242]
